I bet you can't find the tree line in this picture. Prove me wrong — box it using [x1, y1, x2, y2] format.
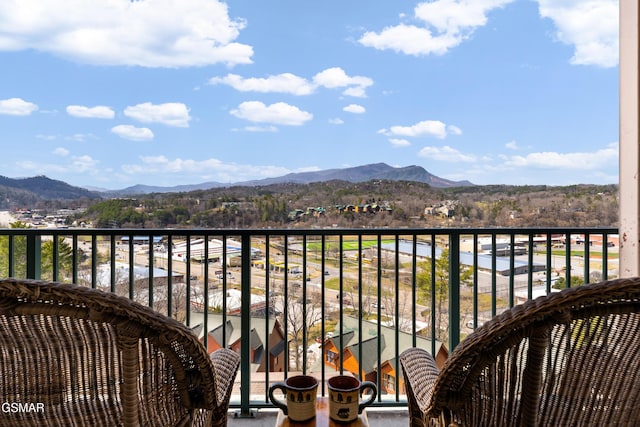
[68, 180, 618, 229]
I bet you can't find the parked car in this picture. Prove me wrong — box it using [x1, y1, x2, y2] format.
[372, 302, 385, 310]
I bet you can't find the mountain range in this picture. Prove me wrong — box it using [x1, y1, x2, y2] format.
[0, 175, 99, 201]
[112, 163, 474, 195]
[0, 163, 473, 204]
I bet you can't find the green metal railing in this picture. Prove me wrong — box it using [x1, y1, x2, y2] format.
[0, 227, 618, 415]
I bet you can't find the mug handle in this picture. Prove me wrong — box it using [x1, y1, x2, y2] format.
[358, 381, 377, 414]
[268, 382, 289, 415]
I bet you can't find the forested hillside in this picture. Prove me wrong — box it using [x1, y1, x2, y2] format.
[0, 175, 99, 209]
[72, 180, 618, 229]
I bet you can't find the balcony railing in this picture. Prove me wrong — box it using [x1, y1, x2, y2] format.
[0, 226, 618, 416]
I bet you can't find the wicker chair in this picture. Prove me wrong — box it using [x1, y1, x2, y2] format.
[0, 278, 240, 427]
[400, 277, 640, 427]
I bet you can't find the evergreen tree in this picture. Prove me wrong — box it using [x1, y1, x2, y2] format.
[416, 248, 473, 342]
[0, 221, 74, 280]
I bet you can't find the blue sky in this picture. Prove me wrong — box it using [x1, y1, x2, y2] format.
[0, 0, 619, 190]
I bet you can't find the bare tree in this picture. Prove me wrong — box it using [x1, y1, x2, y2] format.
[78, 264, 204, 323]
[283, 288, 323, 371]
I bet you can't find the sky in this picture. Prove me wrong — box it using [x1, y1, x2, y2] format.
[0, 0, 619, 190]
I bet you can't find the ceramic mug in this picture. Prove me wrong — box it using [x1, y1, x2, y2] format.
[328, 375, 377, 423]
[268, 375, 318, 421]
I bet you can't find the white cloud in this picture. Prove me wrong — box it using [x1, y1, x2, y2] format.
[343, 86, 367, 98]
[71, 155, 99, 172]
[0, 0, 252, 67]
[230, 101, 313, 126]
[418, 145, 477, 162]
[66, 133, 97, 142]
[232, 125, 278, 132]
[111, 125, 154, 141]
[15, 160, 55, 173]
[537, 0, 618, 67]
[121, 155, 294, 183]
[329, 118, 344, 125]
[447, 125, 462, 135]
[0, 97, 38, 115]
[124, 102, 191, 127]
[504, 142, 618, 170]
[343, 104, 366, 114]
[312, 67, 373, 97]
[448, 142, 620, 184]
[360, 24, 451, 56]
[380, 120, 461, 139]
[359, 0, 513, 56]
[415, 0, 512, 33]
[15, 155, 99, 175]
[390, 138, 411, 147]
[209, 73, 314, 95]
[505, 140, 519, 150]
[53, 147, 69, 156]
[209, 67, 373, 97]
[66, 105, 115, 119]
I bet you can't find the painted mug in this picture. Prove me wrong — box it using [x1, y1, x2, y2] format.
[328, 375, 377, 423]
[268, 375, 318, 422]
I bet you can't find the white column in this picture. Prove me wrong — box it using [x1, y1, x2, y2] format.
[619, 0, 640, 277]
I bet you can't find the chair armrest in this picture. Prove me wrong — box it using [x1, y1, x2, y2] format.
[400, 348, 440, 416]
[210, 348, 241, 407]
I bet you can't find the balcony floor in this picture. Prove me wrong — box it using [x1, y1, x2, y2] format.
[228, 407, 408, 427]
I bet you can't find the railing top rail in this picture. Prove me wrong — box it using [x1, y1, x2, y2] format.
[0, 226, 620, 236]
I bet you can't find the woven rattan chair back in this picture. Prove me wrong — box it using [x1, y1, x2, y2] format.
[0, 278, 240, 427]
[400, 277, 640, 427]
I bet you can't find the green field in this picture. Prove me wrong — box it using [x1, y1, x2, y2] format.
[535, 249, 619, 259]
[306, 239, 395, 251]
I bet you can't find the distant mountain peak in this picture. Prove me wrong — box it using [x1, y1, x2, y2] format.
[106, 163, 474, 195]
[237, 163, 473, 188]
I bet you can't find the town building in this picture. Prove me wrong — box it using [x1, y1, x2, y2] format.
[318, 316, 448, 396]
[192, 313, 287, 373]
